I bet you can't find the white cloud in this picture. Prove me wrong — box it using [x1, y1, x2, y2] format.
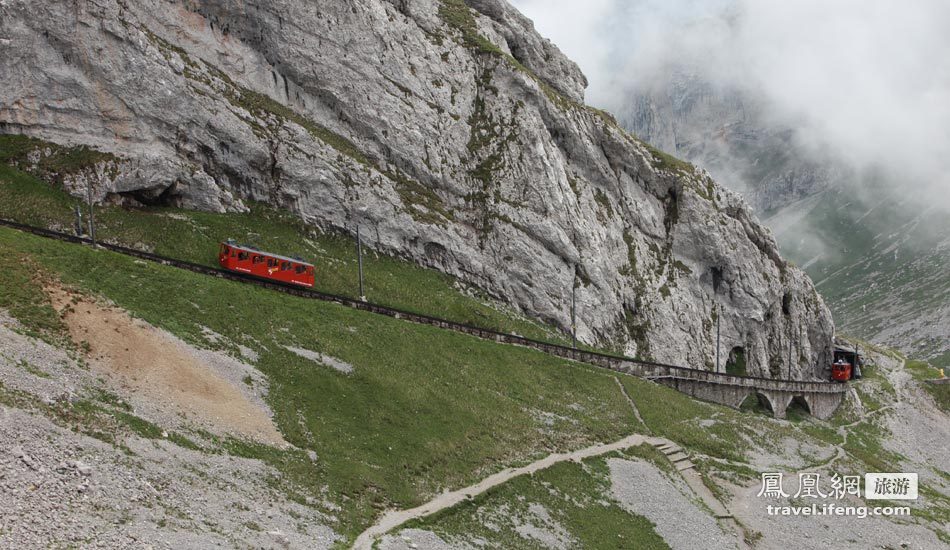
[509, 0, 950, 203]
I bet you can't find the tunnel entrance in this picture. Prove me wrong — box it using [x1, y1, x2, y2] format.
[725, 346, 747, 376]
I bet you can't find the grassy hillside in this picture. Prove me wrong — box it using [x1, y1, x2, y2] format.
[0, 134, 569, 346]
[0, 225, 642, 541]
[3, 135, 947, 546]
[404, 446, 672, 549]
[3, 225, 948, 544]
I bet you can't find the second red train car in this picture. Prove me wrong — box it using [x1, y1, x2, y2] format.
[218, 241, 315, 288]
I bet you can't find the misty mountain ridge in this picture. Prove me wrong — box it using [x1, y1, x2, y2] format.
[617, 66, 950, 367]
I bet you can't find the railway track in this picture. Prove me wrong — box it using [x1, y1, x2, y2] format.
[0, 218, 848, 401]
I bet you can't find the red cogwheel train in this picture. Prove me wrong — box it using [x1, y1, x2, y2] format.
[218, 240, 315, 287]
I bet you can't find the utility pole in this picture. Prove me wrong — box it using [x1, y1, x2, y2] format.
[571, 264, 577, 350]
[799, 324, 803, 369]
[716, 302, 721, 373]
[356, 225, 365, 302]
[74, 205, 83, 237]
[711, 267, 722, 373]
[86, 182, 96, 247]
[788, 326, 793, 379]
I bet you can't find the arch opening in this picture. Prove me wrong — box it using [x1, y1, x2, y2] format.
[739, 392, 774, 415]
[788, 396, 812, 419]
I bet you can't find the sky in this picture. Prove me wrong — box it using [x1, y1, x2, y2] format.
[509, 0, 950, 207]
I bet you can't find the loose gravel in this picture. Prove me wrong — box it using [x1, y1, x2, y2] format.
[607, 457, 738, 550]
[0, 407, 339, 549]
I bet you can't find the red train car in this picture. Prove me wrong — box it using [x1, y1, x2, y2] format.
[831, 360, 853, 382]
[218, 241, 315, 288]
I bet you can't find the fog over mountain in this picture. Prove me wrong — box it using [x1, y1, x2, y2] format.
[510, 0, 950, 209]
[512, 0, 950, 364]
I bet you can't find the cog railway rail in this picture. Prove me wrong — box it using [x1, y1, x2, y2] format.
[0, 218, 848, 419]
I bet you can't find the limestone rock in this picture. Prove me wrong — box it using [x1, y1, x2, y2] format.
[0, 0, 834, 378]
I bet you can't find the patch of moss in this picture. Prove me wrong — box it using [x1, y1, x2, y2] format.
[593, 188, 614, 220]
[641, 141, 695, 175]
[386, 170, 455, 226]
[0, 135, 119, 183]
[437, 0, 504, 55]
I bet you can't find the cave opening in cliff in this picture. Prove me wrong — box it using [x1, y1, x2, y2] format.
[726, 346, 747, 376]
[782, 292, 792, 315]
[107, 185, 182, 209]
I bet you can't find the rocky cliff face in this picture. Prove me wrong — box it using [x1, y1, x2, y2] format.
[0, 0, 833, 378]
[616, 68, 839, 214]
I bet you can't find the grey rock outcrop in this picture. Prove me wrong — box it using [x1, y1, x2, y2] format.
[0, 0, 833, 378]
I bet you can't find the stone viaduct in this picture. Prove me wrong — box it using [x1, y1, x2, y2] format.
[515, 340, 849, 420]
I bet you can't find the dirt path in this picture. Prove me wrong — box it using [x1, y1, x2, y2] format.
[812, 363, 901, 471]
[355, 376, 750, 550]
[615, 375, 650, 432]
[352, 434, 649, 549]
[48, 285, 286, 447]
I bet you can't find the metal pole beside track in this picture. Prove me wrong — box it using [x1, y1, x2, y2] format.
[86, 183, 96, 247]
[571, 264, 577, 350]
[74, 205, 83, 237]
[357, 225, 365, 302]
[788, 325, 793, 379]
[716, 302, 720, 373]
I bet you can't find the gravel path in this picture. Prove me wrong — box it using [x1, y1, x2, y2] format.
[607, 457, 738, 550]
[352, 434, 650, 549]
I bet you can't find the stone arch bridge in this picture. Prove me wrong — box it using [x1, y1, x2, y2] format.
[505, 341, 849, 420]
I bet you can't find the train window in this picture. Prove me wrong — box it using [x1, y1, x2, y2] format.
[238, 251, 249, 261]
[295, 264, 306, 274]
[267, 258, 276, 267]
[252, 255, 263, 264]
[231, 249, 237, 258]
[281, 261, 291, 271]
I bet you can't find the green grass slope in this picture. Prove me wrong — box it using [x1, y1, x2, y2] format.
[405, 446, 672, 549]
[0, 226, 641, 541]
